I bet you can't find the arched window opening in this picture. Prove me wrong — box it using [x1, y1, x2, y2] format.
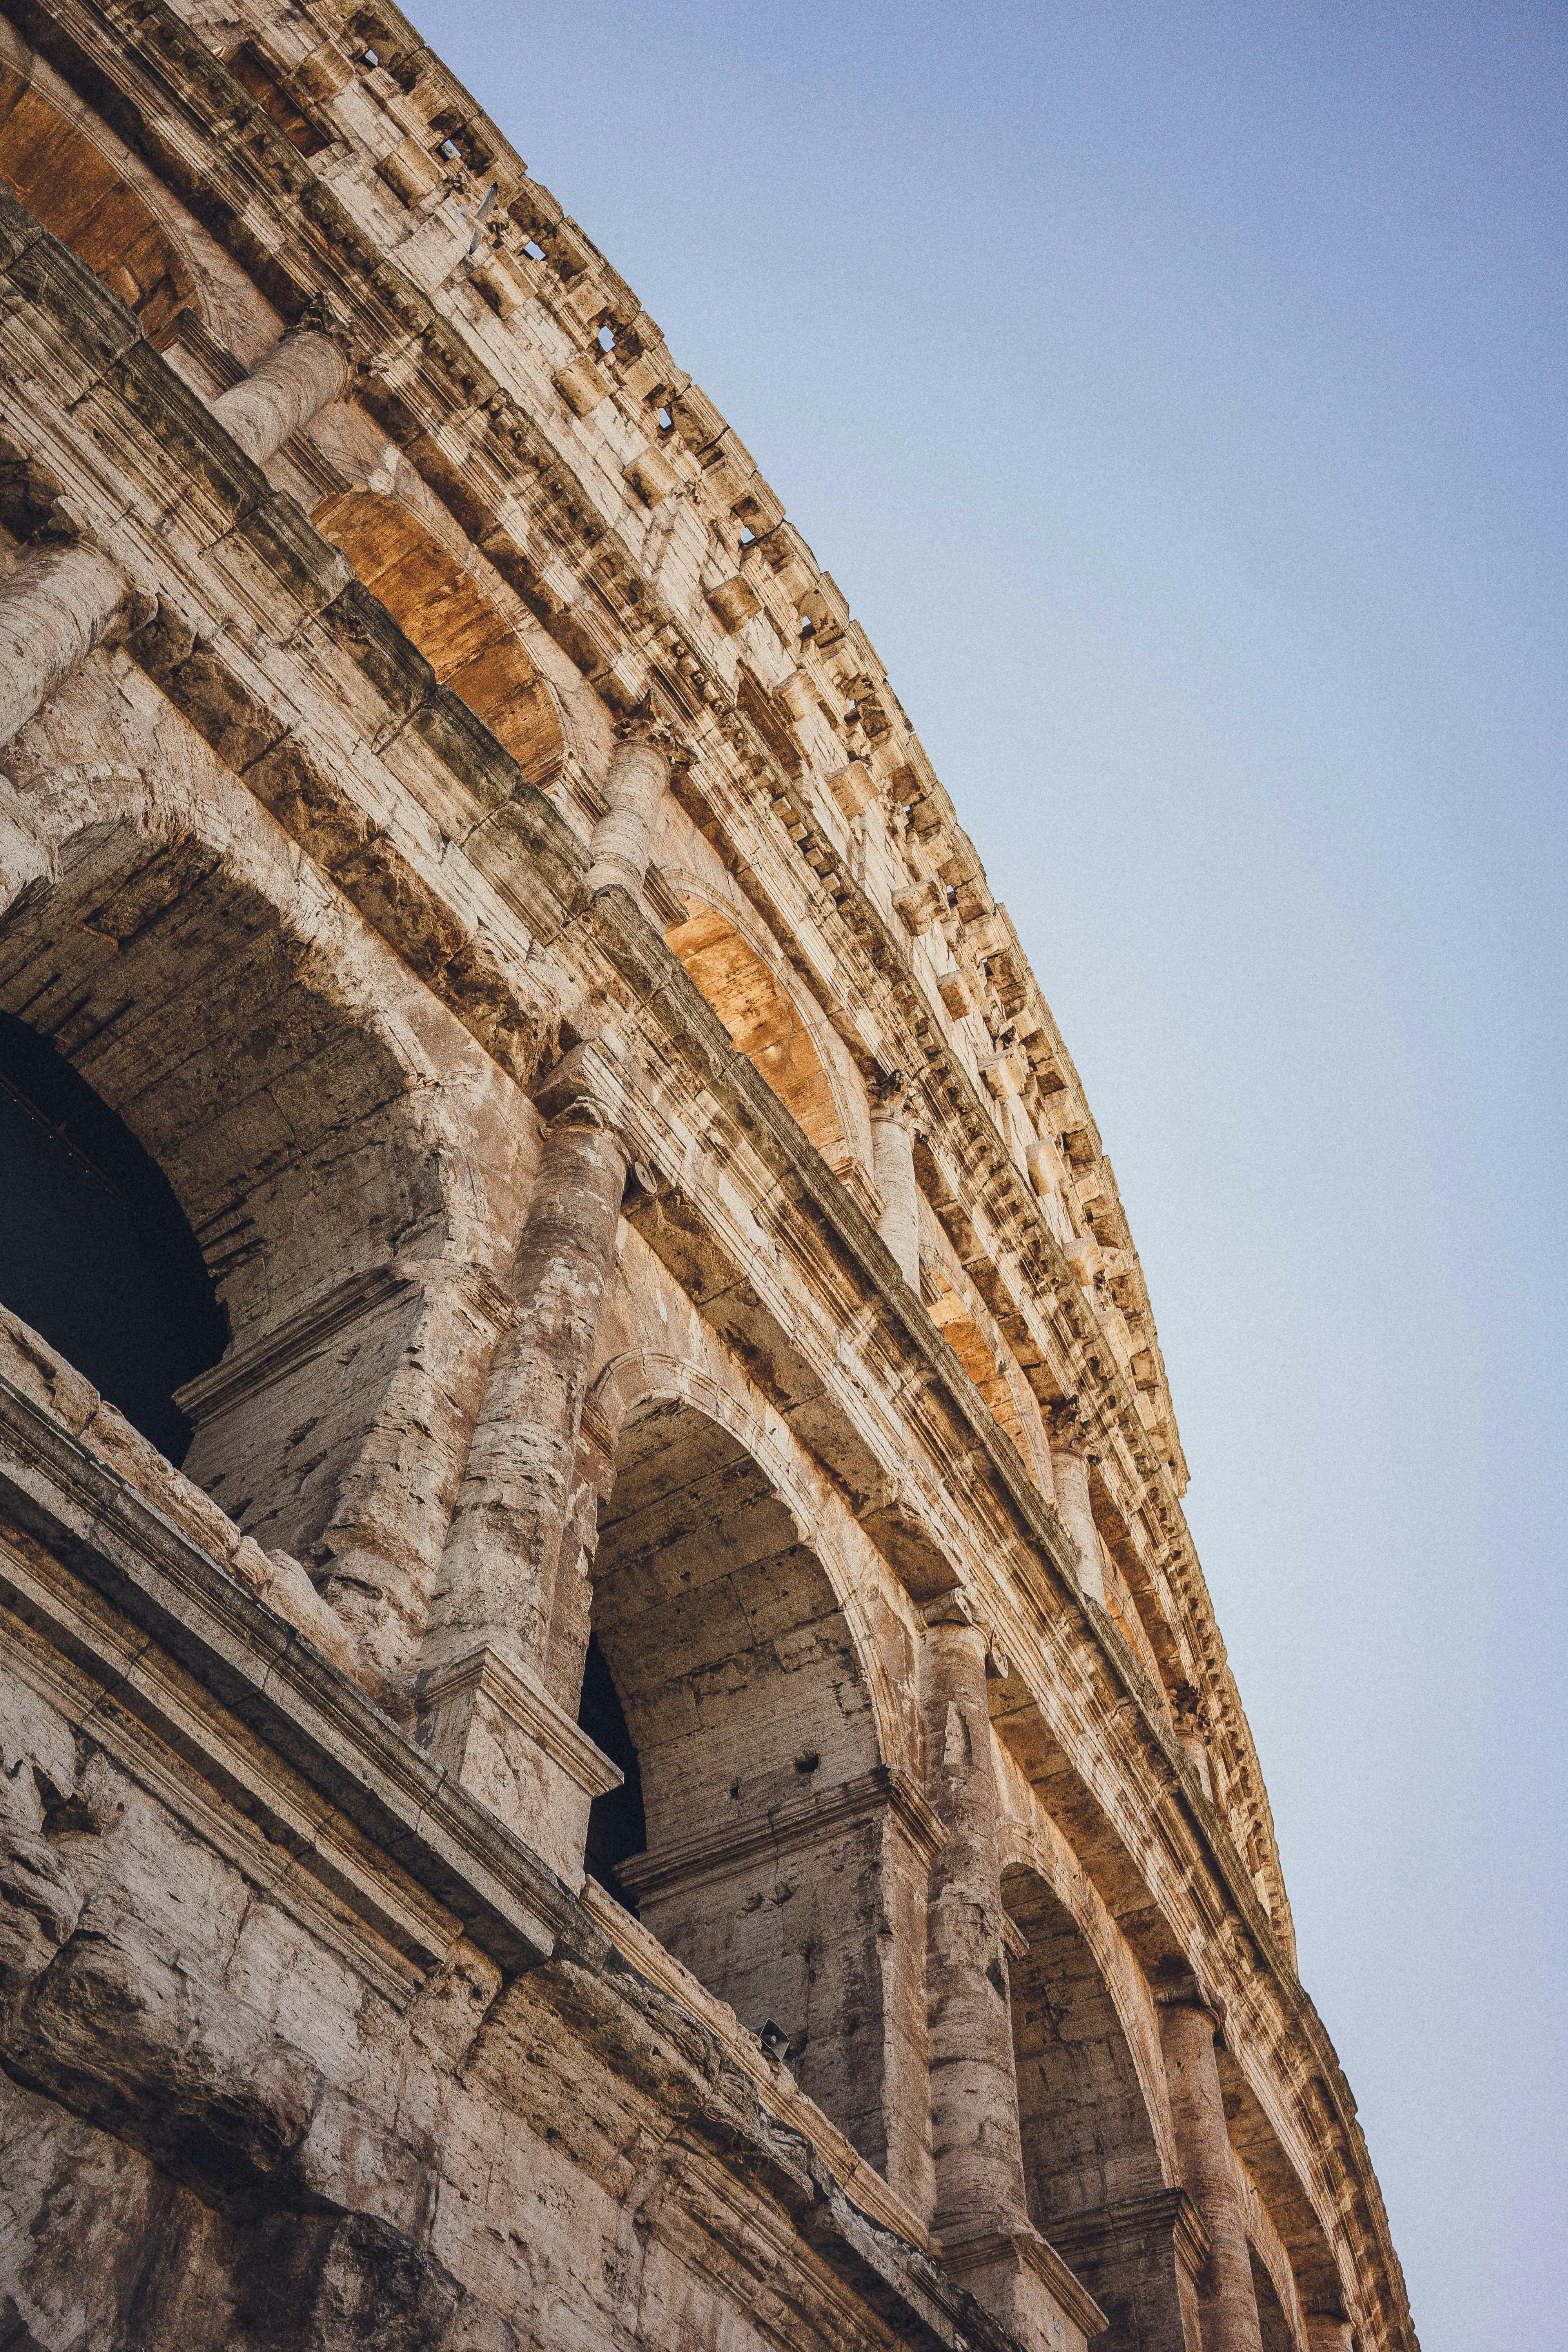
[576, 1630, 645, 1907]
[311, 493, 566, 784]
[0, 805, 456, 1592]
[664, 901, 847, 1165]
[0, 74, 197, 340]
[1251, 2254, 1300, 2352]
[577, 1397, 919, 2180]
[0, 1009, 225, 1460]
[1004, 1866, 1186, 2352]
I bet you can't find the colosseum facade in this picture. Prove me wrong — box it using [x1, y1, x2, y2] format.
[0, 3, 1416, 2347]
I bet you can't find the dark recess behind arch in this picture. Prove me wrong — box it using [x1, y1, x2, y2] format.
[0, 1010, 227, 1460]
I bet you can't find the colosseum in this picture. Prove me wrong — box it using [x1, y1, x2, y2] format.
[0, 4, 1417, 2348]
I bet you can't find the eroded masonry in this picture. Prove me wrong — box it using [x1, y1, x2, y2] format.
[0, 5, 1416, 2348]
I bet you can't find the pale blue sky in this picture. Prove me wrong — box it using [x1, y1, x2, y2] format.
[417, 5, 1566, 2341]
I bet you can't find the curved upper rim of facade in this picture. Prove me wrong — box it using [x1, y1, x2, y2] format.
[158, 0, 1294, 1927]
[0, 0, 1417, 2342]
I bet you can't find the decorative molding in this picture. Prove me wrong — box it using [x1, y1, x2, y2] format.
[830, 1151, 886, 1229]
[619, 1765, 946, 1902]
[1045, 2188, 1212, 2286]
[643, 859, 691, 929]
[174, 1263, 417, 1425]
[174, 1259, 517, 1430]
[936, 2221, 1109, 2340]
[418, 1645, 623, 1801]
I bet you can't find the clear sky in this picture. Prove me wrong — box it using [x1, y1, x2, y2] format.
[416, 4, 1565, 2341]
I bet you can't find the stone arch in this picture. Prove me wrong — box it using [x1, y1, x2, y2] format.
[0, 1002, 225, 1461]
[1218, 2057, 1348, 2344]
[311, 492, 568, 785]
[1002, 1862, 1170, 2225]
[577, 1351, 933, 2189]
[0, 55, 200, 342]
[661, 879, 854, 1169]
[0, 699, 533, 1681]
[1250, 2250, 1306, 2352]
[996, 1817, 1201, 2352]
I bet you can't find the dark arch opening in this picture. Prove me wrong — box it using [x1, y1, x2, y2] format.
[1250, 2250, 1298, 2352]
[575, 1398, 912, 2178]
[1004, 1865, 1183, 2352]
[0, 1010, 227, 1460]
[577, 1630, 645, 1907]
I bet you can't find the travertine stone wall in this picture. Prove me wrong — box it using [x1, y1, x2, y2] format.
[0, 5, 1415, 2348]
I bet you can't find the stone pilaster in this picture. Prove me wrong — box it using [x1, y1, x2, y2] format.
[1304, 2321, 1355, 2352]
[921, 1597, 1105, 2345]
[587, 715, 672, 900]
[1046, 1399, 1107, 1607]
[0, 542, 125, 750]
[1158, 1994, 1265, 2352]
[416, 1044, 630, 1876]
[209, 310, 352, 465]
[921, 1596, 1029, 2238]
[869, 1071, 921, 1287]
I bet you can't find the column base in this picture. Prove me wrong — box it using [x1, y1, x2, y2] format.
[937, 2222, 1107, 2352]
[416, 1646, 621, 1885]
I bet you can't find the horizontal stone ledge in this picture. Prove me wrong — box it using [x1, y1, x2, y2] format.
[619, 1764, 948, 1903]
[0, 1369, 583, 1978]
[936, 2221, 1109, 2343]
[1044, 2185, 1212, 2281]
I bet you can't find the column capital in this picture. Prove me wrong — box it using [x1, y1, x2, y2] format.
[1155, 1968, 1228, 2036]
[869, 1065, 916, 1127]
[613, 706, 679, 757]
[285, 289, 356, 360]
[920, 1586, 983, 1633]
[531, 1039, 630, 1140]
[920, 1589, 1013, 1679]
[1045, 1393, 1096, 1456]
